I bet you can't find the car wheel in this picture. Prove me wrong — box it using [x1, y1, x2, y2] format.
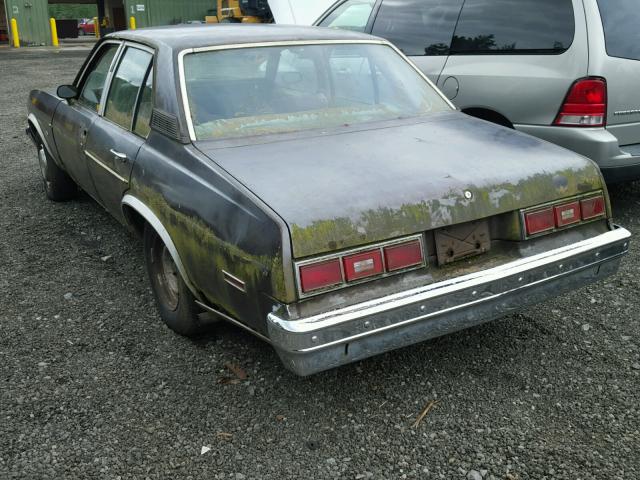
[144, 224, 203, 337]
[37, 140, 77, 201]
[78, 28, 84, 36]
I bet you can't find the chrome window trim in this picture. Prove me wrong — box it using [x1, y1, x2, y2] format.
[519, 191, 607, 240]
[177, 39, 455, 142]
[294, 234, 426, 299]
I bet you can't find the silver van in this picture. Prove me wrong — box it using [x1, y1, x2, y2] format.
[316, 0, 640, 183]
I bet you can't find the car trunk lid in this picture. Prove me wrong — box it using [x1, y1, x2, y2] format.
[197, 112, 604, 258]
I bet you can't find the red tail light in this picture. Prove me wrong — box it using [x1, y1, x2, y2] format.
[581, 195, 605, 220]
[299, 259, 343, 293]
[343, 250, 383, 281]
[554, 201, 581, 227]
[525, 208, 555, 236]
[554, 78, 607, 127]
[384, 240, 423, 271]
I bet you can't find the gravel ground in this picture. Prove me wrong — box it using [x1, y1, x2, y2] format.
[1, 48, 639, 480]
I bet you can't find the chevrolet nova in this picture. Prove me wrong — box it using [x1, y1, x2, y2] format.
[27, 25, 630, 375]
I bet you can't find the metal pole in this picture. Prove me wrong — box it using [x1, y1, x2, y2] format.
[94, 16, 100, 39]
[49, 18, 59, 47]
[129, 16, 136, 30]
[10, 18, 19, 48]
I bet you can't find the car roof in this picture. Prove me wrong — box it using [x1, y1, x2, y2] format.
[107, 24, 378, 51]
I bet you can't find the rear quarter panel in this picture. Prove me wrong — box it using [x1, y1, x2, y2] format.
[128, 132, 293, 334]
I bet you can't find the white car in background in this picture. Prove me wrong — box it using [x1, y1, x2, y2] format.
[268, 0, 335, 25]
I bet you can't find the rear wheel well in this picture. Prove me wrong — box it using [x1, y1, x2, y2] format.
[462, 108, 514, 129]
[122, 204, 146, 238]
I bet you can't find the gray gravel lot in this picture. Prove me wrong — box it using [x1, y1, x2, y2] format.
[1, 48, 639, 480]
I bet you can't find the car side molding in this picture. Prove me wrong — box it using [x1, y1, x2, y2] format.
[121, 194, 202, 301]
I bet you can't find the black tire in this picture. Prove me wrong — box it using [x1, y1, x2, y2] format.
[36, 139, 76, 201]
[143, 224, 203, 336]
[78, 28, 85, 36]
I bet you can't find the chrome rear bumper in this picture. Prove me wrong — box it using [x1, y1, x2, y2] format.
[267, 227, 631, 376]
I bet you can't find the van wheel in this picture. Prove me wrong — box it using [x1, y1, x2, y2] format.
[37, 141, 76, 201]
[144, 224, 203, 337]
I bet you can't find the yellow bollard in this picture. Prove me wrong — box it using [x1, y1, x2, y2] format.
[94, 17, 100, 38]
[129, 16, 136, 30]
[10, 18, 19, 48]
[50, 18, 59, 47]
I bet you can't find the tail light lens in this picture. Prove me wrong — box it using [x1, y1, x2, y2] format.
[384, 240, 423, 271]
[554, 78, 607, 127]
[525, 208, 555, 236]
[299, 259, 343, 293]
[296, 235, 426, 297]
[343, 250, 383, 281]
[522, 191, 607, 239]
[581, 195, 606, 220]
[554, 201, 581, 227]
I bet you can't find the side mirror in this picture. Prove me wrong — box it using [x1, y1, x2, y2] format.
[57, 84, 79, 100]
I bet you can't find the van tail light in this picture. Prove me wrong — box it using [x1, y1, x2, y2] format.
[581, 195, 606, 220]
[525, 208, 555, 236]
[299, 259, 343, 293]
[384, 241, 424, 271]
[554, 78, 607, 127]
[554, 201, 581, 227]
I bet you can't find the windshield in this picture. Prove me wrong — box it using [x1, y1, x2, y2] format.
[183, 43, 451, 140]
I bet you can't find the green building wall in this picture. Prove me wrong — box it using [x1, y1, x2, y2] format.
[5, 0, 51, 46]
[124, 0, 213, 29]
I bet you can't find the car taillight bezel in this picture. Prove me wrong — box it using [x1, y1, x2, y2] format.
[520, 191, 607, 239]
[295, 234, 426, 298]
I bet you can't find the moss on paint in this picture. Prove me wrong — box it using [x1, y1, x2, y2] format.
[291, 166, 603, 258]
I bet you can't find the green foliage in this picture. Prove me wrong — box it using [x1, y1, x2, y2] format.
[48, 4, 98, 20]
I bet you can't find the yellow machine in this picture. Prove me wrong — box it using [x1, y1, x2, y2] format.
[206, 0, 272, 23]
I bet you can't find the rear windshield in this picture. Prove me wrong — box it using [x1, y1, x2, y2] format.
[183, 43, 451, 140]
[596, 0, 640, 61]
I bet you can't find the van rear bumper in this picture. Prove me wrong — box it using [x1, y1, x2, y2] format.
[515, 124, 640, 183]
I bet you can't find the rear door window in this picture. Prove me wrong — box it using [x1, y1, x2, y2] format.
[596, 0, 640, 61]
[451, 0, 575, 55]
[318, 0, 376, 32]
[371, 0, 464, 56]
[104, 47, 153, 130]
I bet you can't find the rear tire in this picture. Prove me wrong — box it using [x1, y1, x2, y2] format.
[78, 28, 84, 36]
[143, 224, 203, 337]
[36, 140, 76, 201]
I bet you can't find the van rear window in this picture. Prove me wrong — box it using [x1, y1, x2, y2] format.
[596, 0, 640, 61]
[451, 0, 574, 55]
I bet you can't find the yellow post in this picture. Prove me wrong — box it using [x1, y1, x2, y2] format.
[49, 18, 59, 47]
[94, 17, 100, 39]
[129, 16, 136, 30]
[10, 18, 19, 48]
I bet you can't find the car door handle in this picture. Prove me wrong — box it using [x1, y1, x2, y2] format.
[110, 149, 128, 162]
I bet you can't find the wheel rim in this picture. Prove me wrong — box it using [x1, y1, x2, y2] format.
[156, 244, 180, 311]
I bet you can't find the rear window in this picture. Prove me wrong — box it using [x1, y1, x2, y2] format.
[596, 0, 640, 61]
[371, 0, 464, 56]
[451, 0, 575, 55]
[183, 43, 451, 140]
